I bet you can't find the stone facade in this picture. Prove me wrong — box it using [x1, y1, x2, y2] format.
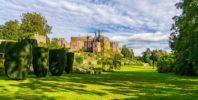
[110, 42, 119, 52]
[70, 37, 86, 51]
[34, 34, 46, 44]
[93, 42, 101, 53]
[70, 32, 120, 53]
[57, 38, 69, 48]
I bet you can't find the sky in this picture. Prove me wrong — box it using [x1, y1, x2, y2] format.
[0, 0, 181, 55]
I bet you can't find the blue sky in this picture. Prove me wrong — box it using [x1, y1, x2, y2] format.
[0, 0, 181, 55]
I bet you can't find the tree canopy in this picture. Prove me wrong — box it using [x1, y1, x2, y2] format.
[0, 20, 21, 40]
[170, 0, 198, 75]
[0, 12, 52, 40]
[121, 46, 134, 59]
[21, 12, 52, 36]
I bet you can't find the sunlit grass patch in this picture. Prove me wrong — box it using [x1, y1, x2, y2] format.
[0, 65, 198, 100]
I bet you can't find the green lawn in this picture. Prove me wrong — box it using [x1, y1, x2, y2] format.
[0, 66, 198, 100]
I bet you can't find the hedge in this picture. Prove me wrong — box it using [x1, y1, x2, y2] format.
[4, 40, 32, 80]
[49, 49, 66, 76]
[33, 47, 48, 77]
[23, 39, 37, 73]
[65, 52, 74, 73]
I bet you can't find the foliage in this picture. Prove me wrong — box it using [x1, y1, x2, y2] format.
[0, 12, 52, 40]
[49, 38, 62, 49]
[21, 12, 52, 37]
[157, 53, 175, 73]
[121, 46, 134, 59]
[74, 65, 94, 74]
[75, 54, 84, 64]
[170, 0, 198, 75]
[49, 49, 66, 76]
[66, 52, 74, 73]
[150, 49, 167, 66]
[99, 52, 122, 71]
[108, 52, 122, 70]
[33, 47, 49, 77]
[4, 40, 32, 80]
[0, 20, 21, 40]
[23, 39, 38, 73]
[142, 48, 152, 65]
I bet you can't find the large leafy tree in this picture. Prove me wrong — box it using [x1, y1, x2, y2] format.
[0, 12, 52, 40]
[0, 20, 21, 40]
[142, 48, 152, 64]
[121, 46, 134, 59]
[170, 0, 198, 75]
[150, 49, 167, 66]
[21, 12, 52, 38]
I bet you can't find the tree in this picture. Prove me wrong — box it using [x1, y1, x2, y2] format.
[0, 25, 4, 38]
[142, 48, 152, 64]
[121, 46, 133, 59]
[170, 0, 198, 75]
[49, 38, 61, 49]
[108, 52, 122, 70]
[150, 49, 167, 66]
[0, 20, 21, 40]
[21, 12, 52, 38]
[157, 52, 175, 73]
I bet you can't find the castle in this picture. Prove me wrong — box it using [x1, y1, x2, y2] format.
[34, 32, 120, 53]
[70, 32, 120, 53]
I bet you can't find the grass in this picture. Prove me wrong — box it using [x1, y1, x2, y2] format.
[0, 65, 198, 100]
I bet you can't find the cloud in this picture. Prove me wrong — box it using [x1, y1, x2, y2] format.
[0, 0, 181, 55]
[110, 31, 170, 55]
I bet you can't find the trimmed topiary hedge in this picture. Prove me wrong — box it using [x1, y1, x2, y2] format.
[65, 52, 74, 73]
[23, 39, 38, 74]
[49, 49, 66, 76]
[4, 40, 32, 80]
[33, 47, 49, 77]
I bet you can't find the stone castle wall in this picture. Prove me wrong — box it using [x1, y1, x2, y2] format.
[34, 34, 46, 44]
[70, 33, 119, 53]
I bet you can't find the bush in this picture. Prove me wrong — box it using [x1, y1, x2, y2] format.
[157, 53, 175, 73]
[49, 49, 66, 76]
[65, 52, 74, 73]
[75, 54, 83, 64]
[74, 65, 103, 74]
[33, 47, 48, 77]
[74, 65, 94, 74]
[22, 39, 38, 73]
[4, 40, 32, 80]
[0, 42, 6, 53]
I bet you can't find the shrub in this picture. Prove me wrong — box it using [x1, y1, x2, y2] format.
[22, 39, 38, 73]
[75, 54, 83, 64]
[4, 40, 32, 80]
[33, 47, 48, 77]
[74, 65, 94, 74]
[65, 52, 74, 73]
[157, 53, 175, 73]
[49, 49, 66, 76]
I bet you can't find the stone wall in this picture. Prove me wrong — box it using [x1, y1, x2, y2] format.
[34, 34, 46, 44]
[70, 37, 86, 51]
[70, 34, 119, 53]
[110, 42, 119, 52]
[57, 38, 69, 48]
[93, 42, 102, 53]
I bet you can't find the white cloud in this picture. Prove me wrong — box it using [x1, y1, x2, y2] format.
[111, 32, 169, 42]
[0, 0, 181, 55]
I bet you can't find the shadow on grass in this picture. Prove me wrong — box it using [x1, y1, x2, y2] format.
[0, 69, 198, 100]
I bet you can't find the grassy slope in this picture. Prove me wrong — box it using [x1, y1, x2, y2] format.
[0, 66, 198, 100]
